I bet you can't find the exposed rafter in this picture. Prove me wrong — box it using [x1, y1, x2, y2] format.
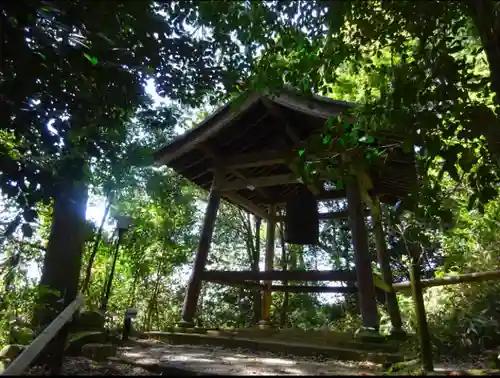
[261, 97, 322, 196]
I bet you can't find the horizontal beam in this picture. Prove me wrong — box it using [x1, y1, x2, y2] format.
[221, 171, 344, 192]
[267, 285, 357, 293]
[227, 150, 291, 170]
[392, 269, 500, 292]
[276, 208, 370, 222]
[259, 189, 347, 206]
[221, 174, 299, 191]
[208, 280, 358, 293]
[201, 269, 357, 283]
[222, 192, 270, 220]
[209, 280, 265, 290]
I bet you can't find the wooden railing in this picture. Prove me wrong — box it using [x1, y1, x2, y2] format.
[373, 269, 500, 293]
[1, 294, 85, 376]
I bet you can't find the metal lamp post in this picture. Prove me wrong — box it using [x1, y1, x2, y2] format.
[100, 215, 133, 312]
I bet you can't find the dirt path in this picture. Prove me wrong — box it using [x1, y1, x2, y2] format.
[23, 339, 497, 376]
[117, 339, 381, 376]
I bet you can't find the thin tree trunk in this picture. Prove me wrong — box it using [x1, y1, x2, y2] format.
[409, 244, 433, 372]
[81, 197, 113, 294]
[146, 260, 162, 331]
[0, 213, 22, 250]
[129, 274, 139, 308]
[100, 231, 123, 311]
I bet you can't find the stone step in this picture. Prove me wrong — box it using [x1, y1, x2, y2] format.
[142, 331, 410, 365]
[203, 328, 401, 353]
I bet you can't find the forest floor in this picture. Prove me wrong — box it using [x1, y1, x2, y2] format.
[23, 338, 497, 376]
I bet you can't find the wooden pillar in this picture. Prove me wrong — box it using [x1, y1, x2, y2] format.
[260, 204, 276, 327]
[279, 224, 289, 328]
[253, 216, 262, 324]
[372, 197, 404, 334]
[179, 172, 222, 327]
[346, 175, 379, 332]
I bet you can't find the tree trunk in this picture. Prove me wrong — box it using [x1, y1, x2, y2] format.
[34, 161, 88, 375]
[129, 274, 139, 308]
[371, 198, 403, 332]
[100, 231, 123, 311]
[289, 245, 297, 270]
[146, 260, 163, 331]
[81, 197, 113, 294]
[467, 0, 500, 108]
[346, 175, 379, 331]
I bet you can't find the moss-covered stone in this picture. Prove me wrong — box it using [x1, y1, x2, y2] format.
[65, 331, 106, 356]
[387, 327, 408, 341]
[354, 327, 384, 342]
[177, 320, 194, 329]
[72, 310, 105, 331]
[0, 344, 25, 361]
[81, 343, 117, 361]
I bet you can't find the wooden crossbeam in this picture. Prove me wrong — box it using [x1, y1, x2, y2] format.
[392, 269, 500, 292]
[275, 208, 370, 222]
[221, 173, 299, 191]
[227, 150, 290, 169]
[221, 171, 343, 192]
[260, 188, 348, 206]
[223, 191, 270, 220]
[267, 285, 357, 293]
[226, 150, 345, 170]
[209, 280, 358, 293]
[201, 269, 357, 282]
[209, 280, 265, 290]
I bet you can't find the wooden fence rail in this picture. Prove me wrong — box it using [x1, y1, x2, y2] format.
[1, 294, 85, 376]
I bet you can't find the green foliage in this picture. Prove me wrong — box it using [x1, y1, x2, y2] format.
[2, 0, 500, 367]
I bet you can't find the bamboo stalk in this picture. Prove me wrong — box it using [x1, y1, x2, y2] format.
[1, 295, 85, 376]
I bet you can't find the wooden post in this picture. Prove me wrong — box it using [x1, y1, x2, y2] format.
[179, 171, 222, 327]
[410, 244, 434, 372]
[346, 175, 380, 333]
[371, 197, 404, 335]
[253, 216, 262, 324]
[260, 204, 276, 327]
[279, 224, 289, 328]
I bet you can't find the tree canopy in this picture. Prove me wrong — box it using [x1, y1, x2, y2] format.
[2, 0, 500, 373]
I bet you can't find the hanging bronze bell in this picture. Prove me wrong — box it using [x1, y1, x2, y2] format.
[284, 186, 319, 245]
